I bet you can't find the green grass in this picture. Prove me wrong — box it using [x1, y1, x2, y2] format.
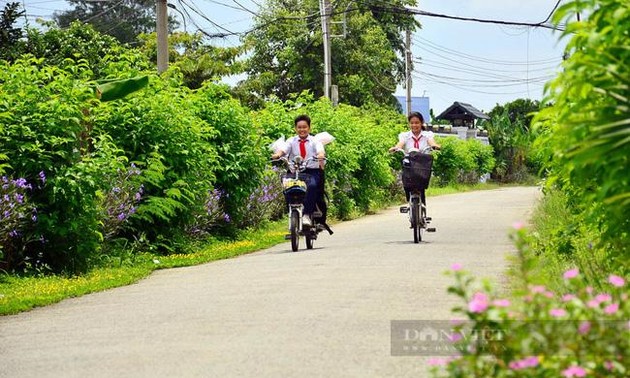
[525, 188, 613, 291]
[0, 221, 287, 315]
[0, 182, 511, 316]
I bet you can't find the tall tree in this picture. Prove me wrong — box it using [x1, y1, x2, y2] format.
[139, 32, 245, 89]
[54, 0, 177, 45]
[235, 0, 418, 109]
[0, 2, 25, 61]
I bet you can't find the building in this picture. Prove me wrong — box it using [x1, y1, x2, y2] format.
[428, 101, 491, 146]
[435, 101, 490, 129]
[395, 96, 431, 123]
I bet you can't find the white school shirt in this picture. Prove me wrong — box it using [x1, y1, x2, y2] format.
[398, 130, 435, 153]
[282, 135, 325, 169]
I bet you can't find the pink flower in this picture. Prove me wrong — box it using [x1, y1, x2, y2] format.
[550, 308, 567, 317]
[563, 268, 579, 279]
[604, 361, 614, 371]
[562, 294, 576, 302]
[530, 285, 546, 294]
[604, 303, 619, 314]
[578, 321, 591, 335]
[587, 299, 600, 308]
[451, 263, 463, 271]
[468, 292, 489, 313]
[427, 358, 448, 366]
[512, 221, 525, 230]
[544, 291, 555, 298]
[562, 365, 587, 377]
[493, 299, 511, 307]
[509, 356, 539, 370]
[585, 286, 594, 294]
[609, 275, 625, 287]
[448, 332, 463, 342]
[595, 293, 612, 303]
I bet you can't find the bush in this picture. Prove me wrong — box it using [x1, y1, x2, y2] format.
[430, 227, 629, 378]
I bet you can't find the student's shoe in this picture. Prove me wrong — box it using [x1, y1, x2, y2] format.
[302, 214, 312, 226]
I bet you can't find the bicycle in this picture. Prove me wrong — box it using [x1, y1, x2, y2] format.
[392, 148, 437, 243]
[273, 155, 332, 252]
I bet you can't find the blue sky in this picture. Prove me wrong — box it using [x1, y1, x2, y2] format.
[15, 0, 570, 113]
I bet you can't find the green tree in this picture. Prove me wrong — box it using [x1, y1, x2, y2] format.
[235, 0, 418, 109]
[481, 99, 542, 181]
[21, 21, 149, 79]
[53, 0, 177, 45]
[138, 32, 245, 89]
[488, 98, 541, 131]
[0, 2, 24, 62]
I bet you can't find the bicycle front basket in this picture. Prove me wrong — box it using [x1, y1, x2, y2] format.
[281, 173, 309, 204]
[401, 153, 433, 190]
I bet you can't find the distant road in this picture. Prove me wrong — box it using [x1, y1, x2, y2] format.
[0, 187, 540, 378]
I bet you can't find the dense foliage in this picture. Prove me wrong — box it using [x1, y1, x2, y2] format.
[480, 99, 543, 182]
[534, 0, 629, 269]
[0, 17, 493, 275]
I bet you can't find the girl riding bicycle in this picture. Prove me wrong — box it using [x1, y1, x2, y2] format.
[389, 111, 441, 205]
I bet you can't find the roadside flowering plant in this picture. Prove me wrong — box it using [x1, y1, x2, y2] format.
[243, 167, 284, 228]
[187, 187, 232, 236]
[430, 226, 629, 378]
[97, 164, 144, 240]
[1, 175, 40, 267]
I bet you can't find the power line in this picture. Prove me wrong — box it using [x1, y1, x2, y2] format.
[413, 36, 560, 65]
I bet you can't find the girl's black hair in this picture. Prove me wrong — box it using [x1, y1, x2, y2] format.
[407, 111, 424, 123]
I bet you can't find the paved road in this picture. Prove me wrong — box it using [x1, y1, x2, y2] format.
[0, 187, 540, 378]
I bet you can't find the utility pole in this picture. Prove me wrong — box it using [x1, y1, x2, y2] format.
[405, 29, 412, 115]
[156, 0, 168, 74]
[319, 0, 332, 100]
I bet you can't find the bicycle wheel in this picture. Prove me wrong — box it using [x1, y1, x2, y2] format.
[411, 197, 421, 243]
[290, 210, 300, 251]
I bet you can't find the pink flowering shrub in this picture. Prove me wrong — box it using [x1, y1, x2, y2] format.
[430, 226, 628, 378]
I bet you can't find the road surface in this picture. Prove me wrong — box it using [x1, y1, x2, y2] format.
[0, 187, 540, 378]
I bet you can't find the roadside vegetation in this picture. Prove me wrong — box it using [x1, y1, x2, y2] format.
[430, 1, 629, 376]
[0, 7, 495, 313]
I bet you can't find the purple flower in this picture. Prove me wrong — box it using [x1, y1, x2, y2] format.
[38, 171, 46, 184]
[9, 230, 19, 237]
[223, 213, 231, 222]
[134, 192, 142, 201]
[117, 213, 126, 221]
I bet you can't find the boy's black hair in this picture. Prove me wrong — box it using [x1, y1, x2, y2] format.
[294, 114, 311, 126]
